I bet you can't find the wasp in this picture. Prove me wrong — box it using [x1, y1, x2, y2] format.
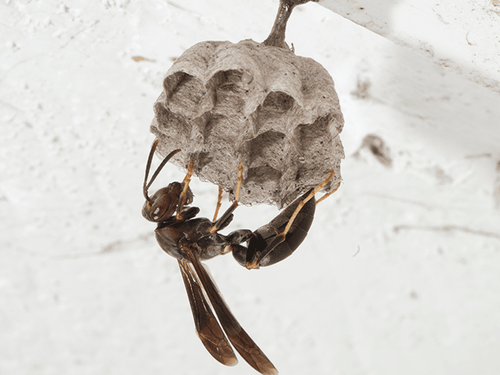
[142, 140, 338, 374]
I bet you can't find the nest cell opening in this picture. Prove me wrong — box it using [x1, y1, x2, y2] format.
[295, 115, 333, 151]
[246, 165, 282, 185]
[252, 91, 295, 134]
[164, 72, 206, 118]
[248, 130, 286, 170]
[208, 70, 251, 116]
[243, 165, 283, 203]
[293, 116, 336, 187]
[153, 103, 194, 141]
[262, 91, 294, 112]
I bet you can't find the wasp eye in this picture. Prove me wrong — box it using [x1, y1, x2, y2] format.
[151, 204, 163, 221]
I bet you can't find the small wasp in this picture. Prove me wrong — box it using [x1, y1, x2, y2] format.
[142, 140, 338, 374]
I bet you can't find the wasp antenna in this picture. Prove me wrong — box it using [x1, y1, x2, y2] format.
[146, 149, 182, 191]
[143, 140, 159, 202]
[143, 141, 182, 201]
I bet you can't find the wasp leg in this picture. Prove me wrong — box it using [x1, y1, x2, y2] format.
[316, 181, 341, 204]
[176, 159, 196, 220]
[246, 170, 336, 269]
[209, 163, 243, 234]
[212, 186, 224, 222]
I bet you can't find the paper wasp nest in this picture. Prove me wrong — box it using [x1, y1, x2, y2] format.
[150, 0, 344, 208]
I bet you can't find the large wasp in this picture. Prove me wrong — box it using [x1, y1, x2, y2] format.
[142, 140, 338, 374]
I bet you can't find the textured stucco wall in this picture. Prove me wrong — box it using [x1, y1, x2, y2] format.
[1, 1, 500, 374]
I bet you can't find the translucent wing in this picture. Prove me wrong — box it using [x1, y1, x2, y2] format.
[178, 260, 238, 366]
[183, 248, 279, 375]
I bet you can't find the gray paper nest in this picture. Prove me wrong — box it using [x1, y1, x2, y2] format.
[150, 2, 344, 208]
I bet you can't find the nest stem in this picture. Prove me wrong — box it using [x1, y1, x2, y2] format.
[263, 0, 318, 49]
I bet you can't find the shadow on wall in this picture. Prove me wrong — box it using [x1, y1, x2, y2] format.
[319, 0, 500, 208]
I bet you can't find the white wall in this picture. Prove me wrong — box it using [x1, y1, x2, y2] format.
[1, 1, 499, 374]
[319, 0, 500, 94]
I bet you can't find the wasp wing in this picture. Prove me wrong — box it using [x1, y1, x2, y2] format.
[178, 260, 238, 367]
[184, 250, 279, 375]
